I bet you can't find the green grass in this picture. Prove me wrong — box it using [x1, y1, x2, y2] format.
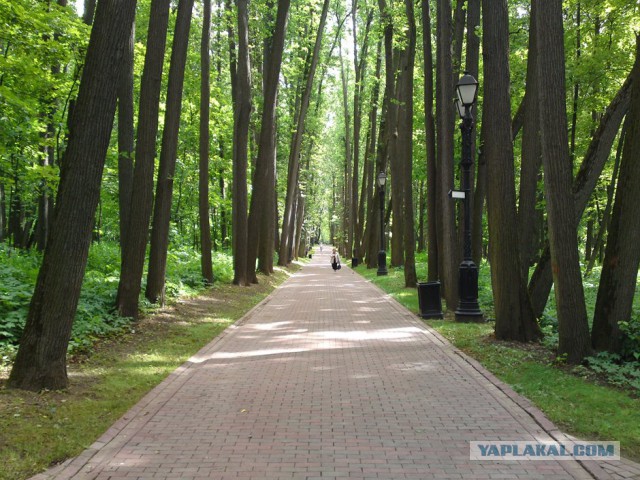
[0, 267, 294, 480]
[354, 263, 640, 462]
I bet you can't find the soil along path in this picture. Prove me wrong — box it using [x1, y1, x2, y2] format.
[32, 251, 630, 479]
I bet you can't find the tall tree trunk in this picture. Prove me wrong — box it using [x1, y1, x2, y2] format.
[359, 42, 381, 264]
[247, 0, 290, 280]
[378, 0, 403, 268]
[518, 6, 542, 281]
[146, 0, 196, 301]
[399, 0, 417, 287]
[535, 0, 590, 363]
[230, 0, 251, 285]
[436, 0, 458, 309]
[8, 0, 137, 391]
[483, 0, 541, 342]
[351, 8, 373, 262]
[116, 0, 171, 318]
[592, 35, 640, 353]
[339, 42, 353, 258]
[118, 17, 135, 249]
[279, 0, 329, 265]
[422, 0, 438, 281]
[199, 0, 214, 284]
[585, 123, 625, 275]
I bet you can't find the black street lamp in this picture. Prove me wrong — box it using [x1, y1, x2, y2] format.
[454, 73, 484, 322]
[377, 171, 388, 276]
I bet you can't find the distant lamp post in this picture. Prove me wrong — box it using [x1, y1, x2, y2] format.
[454, 73, 484, 322]
[377, 171, 388, 276]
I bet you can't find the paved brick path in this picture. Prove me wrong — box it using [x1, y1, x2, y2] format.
[33, 252, 639, 479]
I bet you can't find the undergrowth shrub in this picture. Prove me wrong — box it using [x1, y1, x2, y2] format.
[1, 242, 234, 361]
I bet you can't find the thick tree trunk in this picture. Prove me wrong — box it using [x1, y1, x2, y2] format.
[483, 0, 541, 342]
[199, 0, 214, 284]
[146, 0, 195, 301]
[535, 0, 590, 363]
[8, 0, 137, 391]
[116, 0, 171, 318]
[231, 0, 251, 285]
[279, 0, 329, 265]
[592, 35, 640, 354]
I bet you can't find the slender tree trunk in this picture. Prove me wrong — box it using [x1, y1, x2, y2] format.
[400, 0, 417, 287]
[592, 36, 640, 353]
[118, 18, 135, 249]
[279, 0, 329, 265]
[422, 0, 438, 281]
[199, 0, 214, 284]
[535, 0, 590, 363]
[8, 0, 137, 391]
[231, 0, 251, 285]
[339, 42, 353, 258]
[146, 0, 196, 302]
[518, 7, 542, 281]
[585, 123, 625, 275]
[436, 0, 458, 309]
[116, 0, 171, 318]
[247, 0, 290, 280]
[483, 0, 541, 342]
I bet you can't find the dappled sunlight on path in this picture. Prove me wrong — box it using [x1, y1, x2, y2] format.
[32, 252, 625, 479]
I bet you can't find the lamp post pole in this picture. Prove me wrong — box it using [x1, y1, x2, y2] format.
[377, 171, 388, 276]
[455, 73, 483, 322]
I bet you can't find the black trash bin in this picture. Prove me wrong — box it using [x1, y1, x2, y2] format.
[416, 281, 443, 319]
[351, 257, 359, 268]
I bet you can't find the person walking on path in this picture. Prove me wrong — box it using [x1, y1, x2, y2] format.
[330, 248, 341, 271]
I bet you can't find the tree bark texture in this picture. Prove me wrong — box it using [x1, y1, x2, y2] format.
[116, 0, 171, 318]
[482, 0, 541, 342]
[146, 0, 195, 301]
[535, 0, 590, 363]
[8, 0, 137, 391]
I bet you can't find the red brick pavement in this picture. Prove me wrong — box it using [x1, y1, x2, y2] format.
[32, 252, 639, 479]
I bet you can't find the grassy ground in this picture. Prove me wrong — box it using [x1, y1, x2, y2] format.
[355, 264, 640, 462]
[0, 266, 297, 480]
